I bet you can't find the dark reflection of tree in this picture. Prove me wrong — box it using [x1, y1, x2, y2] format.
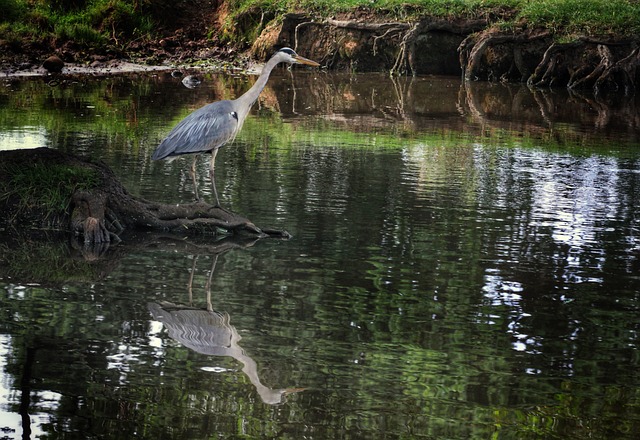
[148, 253, 304, 405]
[269, 71, 640, 146]
[18, 347, 34, 440]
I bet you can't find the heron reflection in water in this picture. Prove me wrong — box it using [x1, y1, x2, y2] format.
[152, 48, 320, 206]
[148, 251, 304, 405]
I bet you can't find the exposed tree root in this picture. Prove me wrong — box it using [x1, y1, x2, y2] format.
[567, 44, 613, 90]
[1, 148, 290, 251]
[258, 12, 640, 93]
[281, 14, 485, 75]
[271, 12, 639, 93]
[594, 46, 640, 96]
[459, 28, 639, 94]
[460, 31, 550, 82]
[529, 39, 640, 95]
[527, 39, 593, 88]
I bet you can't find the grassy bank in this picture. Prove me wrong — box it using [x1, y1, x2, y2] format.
[1, 161, 100, 216]
[226, 0, 640, 39]
[1, 0, 639, 61]
[0, 0, 177, 54]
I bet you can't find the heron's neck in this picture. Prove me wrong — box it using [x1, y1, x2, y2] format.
[234, 56, 282, 118]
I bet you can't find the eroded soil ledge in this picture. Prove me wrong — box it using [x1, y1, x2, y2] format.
[249, 13, 640, 95]
[2, 0, 638, 96]
[3, 2, 638, 96]
[0, 148, 290, 249]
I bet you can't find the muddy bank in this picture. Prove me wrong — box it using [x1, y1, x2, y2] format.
[252, 13, 640, 95]
[0, 38, 246, 78]
[0, 0, 239, 77]
[2, 4, 638, 95]
[2, 59, 176, 77]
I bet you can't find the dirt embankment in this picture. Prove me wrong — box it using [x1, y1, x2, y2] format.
[251, 12, 639, 95]
[0, 0, 239, 76]
[2, 2, 639, 94]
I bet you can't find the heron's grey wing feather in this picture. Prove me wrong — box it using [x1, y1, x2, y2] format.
[152, 100, 239, 160]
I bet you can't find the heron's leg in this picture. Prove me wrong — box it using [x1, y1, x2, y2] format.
[204, 254, 219, 312]
[189, 155, 200, 202]
[187, 255, 198, 306]
[209, 148, 221, 207]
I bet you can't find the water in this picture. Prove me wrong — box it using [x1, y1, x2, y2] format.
[1, 70, 639, 439]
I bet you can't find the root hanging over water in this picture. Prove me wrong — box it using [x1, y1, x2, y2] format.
[388, 19, 487, 76]
[527, 38, 640, 95]
[390, 23, 419, 76]
[0, 148, 290, 253]
[459, 29, 552, 82]
[460, 28, 639, 94]
[289, 15, 486, 75]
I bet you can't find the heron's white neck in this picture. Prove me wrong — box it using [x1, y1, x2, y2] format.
[234, 55, 285, 121]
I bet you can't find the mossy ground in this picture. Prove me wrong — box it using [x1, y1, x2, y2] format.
[0, 158, 101, 229]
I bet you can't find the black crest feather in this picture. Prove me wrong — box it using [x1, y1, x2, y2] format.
[278, 48, 296, 56]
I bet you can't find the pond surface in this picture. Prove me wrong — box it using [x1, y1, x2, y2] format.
[1, 69, 640, 439]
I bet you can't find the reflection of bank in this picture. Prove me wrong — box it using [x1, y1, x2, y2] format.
[148, 254, 303, 405]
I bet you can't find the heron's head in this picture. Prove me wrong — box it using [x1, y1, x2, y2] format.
[275, 47, 320, 67]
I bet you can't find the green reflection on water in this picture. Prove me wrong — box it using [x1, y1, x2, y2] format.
[1, 72, 640, 439]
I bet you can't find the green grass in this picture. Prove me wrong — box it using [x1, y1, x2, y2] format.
[0, 0, 25, 21]
[227, 0, 640, 37]
[0, 0, 155, 50]
[55, 22, 106, 46]
[2, 0, 639, 58]
[518, 0, 640, 35]
[1, 162, 101, 220]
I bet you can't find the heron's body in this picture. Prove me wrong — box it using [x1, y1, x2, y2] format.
[152, 48, 320, 206]
[151, 100, 238, 161]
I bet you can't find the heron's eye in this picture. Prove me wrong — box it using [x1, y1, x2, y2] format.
[230, 111, 238, 120]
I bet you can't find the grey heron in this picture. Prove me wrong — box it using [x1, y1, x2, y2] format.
[152, 47, 320, 207]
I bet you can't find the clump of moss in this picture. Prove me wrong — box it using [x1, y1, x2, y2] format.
[0, 161, 101, 226]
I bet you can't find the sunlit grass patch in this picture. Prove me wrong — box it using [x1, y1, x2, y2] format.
[0, 0, 154, 50]
[518, 0, 640, 35]
[55, 22, 106, 46]
[228, 0, 640, 37]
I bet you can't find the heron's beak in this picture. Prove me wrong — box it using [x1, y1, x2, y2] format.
[282, 387, 307, 396]
[294, 55, 320, 67]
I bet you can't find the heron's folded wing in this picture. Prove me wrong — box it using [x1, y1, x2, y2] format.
[152, 100, 239, 160]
